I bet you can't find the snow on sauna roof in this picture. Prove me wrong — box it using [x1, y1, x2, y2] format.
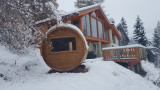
[47, 23, 89, 49]
[102, 44, 146, 50]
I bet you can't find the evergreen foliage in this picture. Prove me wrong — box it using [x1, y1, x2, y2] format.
[133, 16, 149, 46]
[75, 0, 104, 8]
[132, 16, 154, 62]
[120, 17, 128, 35]
[153, 21, 160, 49]
[0, 0, 59, 54]
[152, 21, 160, 67]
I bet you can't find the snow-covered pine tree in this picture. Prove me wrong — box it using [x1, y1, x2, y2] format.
[152, 21, 160, 67]
[133, 16, 149, 46]
[75, 0, 104, 8]
[153, 21, 160, 49]
[120, 17, 128, 35]
[0, 0, 59, 54]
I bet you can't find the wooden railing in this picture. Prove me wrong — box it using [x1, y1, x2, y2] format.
[102, 45, 147, 62]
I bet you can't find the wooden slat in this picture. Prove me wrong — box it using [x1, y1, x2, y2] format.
[102, 47, 146, 63]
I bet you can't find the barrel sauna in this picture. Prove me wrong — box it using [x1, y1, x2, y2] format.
[40, 24, 88, 72]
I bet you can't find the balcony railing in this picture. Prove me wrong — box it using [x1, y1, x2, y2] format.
[102, 45, 147, 62]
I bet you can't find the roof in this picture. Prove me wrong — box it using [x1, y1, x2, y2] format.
[35, 4, 122, 40]
[61, 4, 121, 40]
[35, 4, 100, 25]
[62, 4, 100, 18]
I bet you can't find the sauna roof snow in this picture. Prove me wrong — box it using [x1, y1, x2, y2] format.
[47, 23, 89, 49]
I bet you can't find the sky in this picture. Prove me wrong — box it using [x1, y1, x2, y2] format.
[57, 0, 160, 40]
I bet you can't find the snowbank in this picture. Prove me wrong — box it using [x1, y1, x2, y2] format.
[0, 45, 159, 90]
[141, 60, 160, 84]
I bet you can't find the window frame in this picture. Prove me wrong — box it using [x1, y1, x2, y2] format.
[48, 36, 78, 54]
[90, 11, 104, 40]
[80, 11, 110, 43]
[82, 14, 91, 37]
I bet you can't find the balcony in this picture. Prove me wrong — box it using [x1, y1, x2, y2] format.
[102, 45, 147, 63]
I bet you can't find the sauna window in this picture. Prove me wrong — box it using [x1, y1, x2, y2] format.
[51, 37, 76, 52]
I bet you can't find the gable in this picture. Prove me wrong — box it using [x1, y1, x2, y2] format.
[62, 5, 121, 40]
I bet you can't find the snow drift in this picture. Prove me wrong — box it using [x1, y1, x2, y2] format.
[0, 45, 159, 90]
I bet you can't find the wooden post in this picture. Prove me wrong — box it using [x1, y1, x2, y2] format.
[69, 42, 72, 51]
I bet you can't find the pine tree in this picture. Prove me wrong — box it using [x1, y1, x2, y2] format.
[75, 0, 104, 8]
[120, 17, 128, 35]
[133, 16, 149, 46]
[152, 21, 160, 67]
[153, 21, 160, 49]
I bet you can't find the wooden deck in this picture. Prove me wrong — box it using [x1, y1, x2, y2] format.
[102, 45, 147, 66]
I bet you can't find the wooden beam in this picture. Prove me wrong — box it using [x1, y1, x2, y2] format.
[79, 16, 83, 33]
[85, 36, 110, 44]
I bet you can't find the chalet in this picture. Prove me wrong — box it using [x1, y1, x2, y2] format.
[36, 4, 147, 74]
[36, 4, 121, 57]
[117, 23, 130, 46]
[61, 4, 122, 57]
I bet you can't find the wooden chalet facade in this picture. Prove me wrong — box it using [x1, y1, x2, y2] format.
[36, 4, 122, 57]
[62, 4, 122, 57]
[35, 4, 147, 72]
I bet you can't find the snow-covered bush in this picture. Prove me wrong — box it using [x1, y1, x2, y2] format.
[0, 0, 59, 54]
[141, 60, 160, 87]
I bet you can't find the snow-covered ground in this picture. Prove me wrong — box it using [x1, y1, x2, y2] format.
[0, 46, 159, 90]
[141, 60, 160, 85]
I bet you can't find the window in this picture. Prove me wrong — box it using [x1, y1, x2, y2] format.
[86, 15, 91, 36]
[91, 12, 96, 16]
[91, 17, 98, 38]
[82, 16, 87, 35]
[51, 37, 76, 52]
[82, 15, 91, 36]
[104, 28, 109, 41]
[98, 21, 103, 39]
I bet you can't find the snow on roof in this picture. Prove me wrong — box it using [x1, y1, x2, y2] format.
[35, 4, 100, 25]
[108, 18, 115, 25]
[103, 44, 146, 50]
[61, 4, 100, 18]
[47, 23, 89, 49]
[34, 17, 55, 25]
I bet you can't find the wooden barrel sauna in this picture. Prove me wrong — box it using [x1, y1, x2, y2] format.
[40, 24, 88, 72]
